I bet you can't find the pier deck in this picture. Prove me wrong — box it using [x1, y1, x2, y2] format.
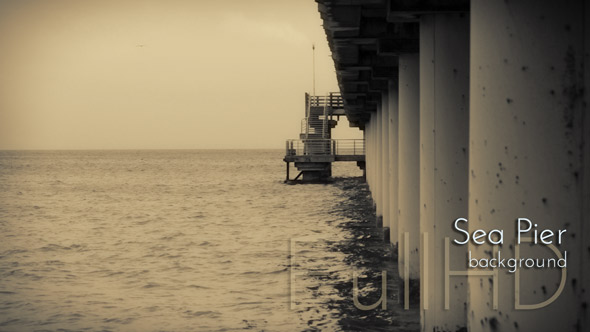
[283, 139, 365, 182]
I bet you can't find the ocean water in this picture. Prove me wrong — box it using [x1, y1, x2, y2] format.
[0, 150, 408, 332]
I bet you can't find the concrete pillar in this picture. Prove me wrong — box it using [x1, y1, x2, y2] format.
[381, 91, 390, 231]
[388, 80, 399, 247]
[370, 113, 377, 206]
[469, 1, 589, 331]
[369, 113, 376, 205]
[398, 53, 420, 279]
[366, 115, 374, 196]
[364, 123, 370, 188]
[419, 13, 470, 332]
[375, 106, 383, 222]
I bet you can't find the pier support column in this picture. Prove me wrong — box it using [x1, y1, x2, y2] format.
[365, 120, 370, 185]
[374, 111, 378, 209]
[366, 116, 374, 198]
[419, 13, 470, 332]
[388, 80, 399, 247]
[469, 1, 589, 331]
[375, 106, 383, 225]
[398, 53, 420, 280]
[381, 92, 390, 232]
[371, 113, 379, 211]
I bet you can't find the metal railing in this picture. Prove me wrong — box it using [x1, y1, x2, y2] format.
[332, 139, 365, 156]
[305, 92, 344, 109]
[285, 139, 365, 157]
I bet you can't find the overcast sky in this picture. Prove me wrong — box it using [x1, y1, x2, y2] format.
[0, 0, 362, 149]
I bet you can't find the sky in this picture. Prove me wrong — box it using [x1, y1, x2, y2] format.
[0, 0, 362, 150]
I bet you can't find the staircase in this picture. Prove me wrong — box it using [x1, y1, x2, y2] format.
[283, 93, 365, 182]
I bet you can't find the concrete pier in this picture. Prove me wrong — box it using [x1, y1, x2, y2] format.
[317, 0, 589, 330]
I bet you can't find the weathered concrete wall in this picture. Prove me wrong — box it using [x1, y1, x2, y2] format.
[469, 0, 588, 331]
[419, 13, 470, 332]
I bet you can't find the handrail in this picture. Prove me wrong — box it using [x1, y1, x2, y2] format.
[307, 93, 343, 108]
[301, 93, 337, 139]
[285, 139, 365, 157]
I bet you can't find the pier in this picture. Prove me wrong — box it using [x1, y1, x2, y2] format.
[310, 0, 590, 331]
[284, 93, 365, 182]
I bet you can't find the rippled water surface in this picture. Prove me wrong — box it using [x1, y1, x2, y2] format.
[0, 150, 413, 332]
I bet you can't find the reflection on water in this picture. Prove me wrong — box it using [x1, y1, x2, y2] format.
[0, 150, 417, 331]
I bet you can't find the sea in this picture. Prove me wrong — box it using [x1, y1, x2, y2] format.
[0, 150, 414, 332]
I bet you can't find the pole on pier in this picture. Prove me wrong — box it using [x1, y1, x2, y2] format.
[285, 162, 290, 182]
[312, 44, 316, 96]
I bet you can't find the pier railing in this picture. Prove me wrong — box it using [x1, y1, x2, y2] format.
[285, 139, 365, 157]
[332, 139, 365, 156]
[305, 93, 344, 109]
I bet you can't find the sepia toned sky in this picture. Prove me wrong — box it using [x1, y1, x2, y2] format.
[0, 0, 362, 150]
